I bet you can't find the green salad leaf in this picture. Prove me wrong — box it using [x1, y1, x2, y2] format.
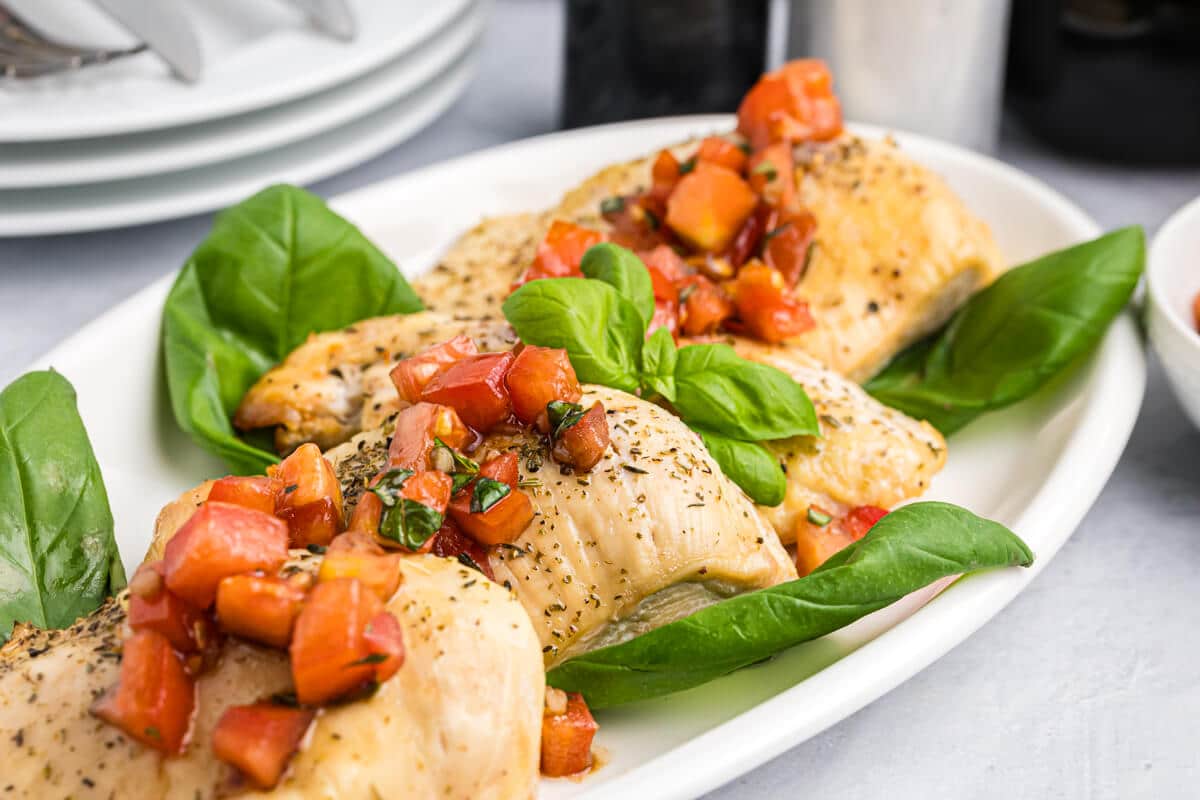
[580, 242, 655, 330]
[162, 184, 423, 474]
[696, 430, 786, 506]
[0, 371, 126, 642]
[640, 327, 677, 402]
[548, 501, 1033, 707]
[866, 227, 1144, 434]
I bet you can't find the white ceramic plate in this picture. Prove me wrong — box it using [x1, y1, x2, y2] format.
[28, 118, 1144, 798]
[0, 53, 476, 237]
[0, 0, 474, 142]
[0, 2, 485, 189]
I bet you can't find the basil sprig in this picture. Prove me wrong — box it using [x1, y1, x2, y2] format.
[371, 469, 443, 550]
[503, 242, 818, 506]
[865, 227, 1144, 434]
[548, 501, 1034, 707]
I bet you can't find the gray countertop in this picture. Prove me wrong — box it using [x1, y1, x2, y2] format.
[3, 2, 1200, 797]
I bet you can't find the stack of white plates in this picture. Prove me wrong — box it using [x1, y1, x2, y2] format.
[0, 0, 486, 237]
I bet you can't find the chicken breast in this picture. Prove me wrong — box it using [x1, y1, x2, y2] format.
[316, 384, 797, 667]
[0, 553, 544, 799]
[235, 311, 516, 454]
[413, 133, 1003, 381]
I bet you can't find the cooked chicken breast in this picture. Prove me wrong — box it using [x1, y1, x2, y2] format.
[235, 311, 516, 454]
[413, 133, 1003, 380]
[0, 553, 544, 799]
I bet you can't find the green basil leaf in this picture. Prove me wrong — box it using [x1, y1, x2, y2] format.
[697, 430, 786, 506]
[471, 477, 511, 514]
[547, 501, 1033, 707]
[0, 371, 126, 641]
[865, 227, 1144, 434]
[672, 343, 819, 441]
[434, 437, 479, 474]
[579, 243, 655, 330]
[503, 278, 644, 393]
[161, 184, 424, 474]
[641, 326, 678, 402]
[547, 400, 586, 439]
[378, 499, 444, 551]
[370, 468, 415, 508]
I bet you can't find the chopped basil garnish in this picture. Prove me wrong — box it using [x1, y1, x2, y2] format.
[470, 477, 511, 514]
[451, 473, 476, 494]
[434, 437, 479, 474]
[678, 283, 697, 304]
[763, 222, 792, 243]
[643, 208, 660, 230]
[737, 141, 752, 155]
[600, 196, 626, 214]
[751, 161, 777, 181]
[546, 400, 586, 439]
[806, 506, 833, 527]
[348, 653, 389, 666]
[306, 543, 327, 555]
[678, 157, 697, 175]
[371, 469, 444, 550]
[371, 468, 414, 507]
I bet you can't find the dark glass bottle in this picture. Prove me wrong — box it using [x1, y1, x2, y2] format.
[561, 0, 769, 129]
[1007, 0, 1200, 163]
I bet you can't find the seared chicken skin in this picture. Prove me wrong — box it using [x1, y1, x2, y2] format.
[414, 133, 1003, 380]
[0, 551, 543, 800]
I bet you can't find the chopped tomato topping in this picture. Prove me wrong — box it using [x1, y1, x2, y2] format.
[638, 244, 688, 284]
[215, 574, 307, 649]
[794, 504, 889, 576]
[127, 562, 209, 654]
[207, 476, 279, 516]
[647, 149, 682, 204]
[678, 275, 735, 336]
[841, 505, 889, 539]
[90, 630, 195, 754]
[212, 704, 315, 790]
[1193, 291, 1200, 332]
[447, 475, 535, 547]
[747, 143, 797, 211]
[762, 209, 817, 288]
[399, 470, 453, 514]
[346, 491, 384, 535]
[430, 520, 495, 580]
[695, 136, 748, 174]
[727, 261, 815, 343]
[275, 497, 340, 549]
[390, 335, 479, 404]
[319, 529, 404, 601]
[727, 203, 777, 269]
[419, 352, 515, 432]
[480, 451, 520, 489]
[388, 402, 471, 471]
[163, 502, 289, 608]
[516, 221, 607, 286]
[601, 197, 672, 252]
[551, 402, 610, 472]
[737, 59, 843, 150]
[290, 578, 385, 705]
[362, 610, 405, 683]
[665, 162, 758, 253]
[506, 346, 582, 431]
[272, 443, 344, 546]
[540, 692, 598, 777]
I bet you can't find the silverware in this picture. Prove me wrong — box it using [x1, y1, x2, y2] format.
[281, 0, 357, 41]
[91, 0, 203, 82]
[0, 5, 146, 78]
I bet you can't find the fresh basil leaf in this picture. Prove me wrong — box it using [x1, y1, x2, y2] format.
[579, 243, 655, 329]
[547, 400, 586, 439]
[641, 327, 678, 402]
[471, 477, 511, 514]
[378, 499, 443, 550]
[370, 468, 415, 508]
[697, 430, 786, 506]
[866, 227, 1144, 434]
[673, 343, 819, 441]
[434, 436, 479, 474]
[161, 184, 424, 474]
[503, 278, 645, 394]
[548, 501, 1033, 707]
[0, 371, 126, 642]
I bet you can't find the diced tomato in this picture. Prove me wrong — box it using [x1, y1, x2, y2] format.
[551, 402, 610, 472]
[215, 574, 307, 649]
[515, 221, 607, 287]
[163, 502, 290, 608]
[665, 163, 758, 253]
[400, 470, 453, 514]
[419, 352, 515, 432]
[747, 143, 796, 210]
[645, 258, 681, 304]
[762, 209, 817, 288]
[390, 335, 479, 404]
[506, 346, 582, 431]
[388, 402, 471, 471]
[320, 529, 405, 601]
[1193, 291, 1200, 332]
[727, 261, 816, 343]
[430, 520, 495, 580]
[480, 451, 520, 489]
[678, 275, 734, 336]
[737, 58, 843, 150]
[841, 505, 889, 540]
[346, 491, 384, 535]
[128, 562, 208, 654]
[695, 136, 748, 173]
[276, 497, 340, 549]
[207, 476, 279, 516]
[290, 578, 384, 705]
[540, 692, 598, 777]
[212, 704, 315, 790]
[794, 504, 889, 576]
[727, 204, 776, 269]
[648, 149, 682, 204]
[602, 197, 672, 252]
[448, 482, 535, 546]
[362, 611, 405, 683]
[639, 244, 689, 284]
[90, 630, 195, 754]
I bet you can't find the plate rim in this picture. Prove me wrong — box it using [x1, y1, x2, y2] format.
[23, 116, 1147, 799]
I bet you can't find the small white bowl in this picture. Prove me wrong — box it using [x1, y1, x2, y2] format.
[1147, 194, 1200, 429]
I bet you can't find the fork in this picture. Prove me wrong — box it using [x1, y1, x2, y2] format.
[0, 4, 145, 79]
